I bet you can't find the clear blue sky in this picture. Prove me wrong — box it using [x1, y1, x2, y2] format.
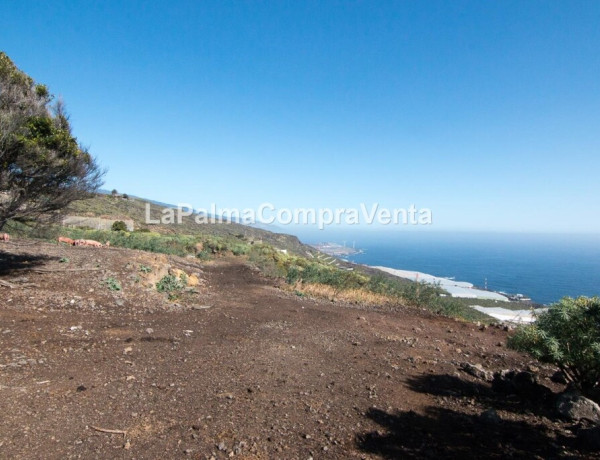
[2, 1, 599, 233]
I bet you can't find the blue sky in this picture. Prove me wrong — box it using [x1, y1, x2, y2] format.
[2, 1, 599, 233]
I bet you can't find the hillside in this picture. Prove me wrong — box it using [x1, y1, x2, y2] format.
[6, 193, 502, 323]
[0, 238, 595, 458]
[66, 194, 311, 256]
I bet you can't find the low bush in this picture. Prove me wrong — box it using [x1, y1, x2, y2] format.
[156, 274, 185, 293]
[111, 220, 128, 232]
[508, 296, 600, 395]
[103, 277, 121, 291]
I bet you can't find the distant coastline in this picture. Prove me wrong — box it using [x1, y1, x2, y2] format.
[373, 266, 509, 301]
[373, 265, 546, 324]
[311, 242, 363, 257]
[311, 239, 552, 324]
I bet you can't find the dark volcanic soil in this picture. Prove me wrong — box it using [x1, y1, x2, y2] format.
[0, 239, 596, 459]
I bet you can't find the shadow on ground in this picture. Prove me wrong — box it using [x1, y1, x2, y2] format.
[356, 406, 575, 459]
[355, 373, 593, 459]
[406, 373, 556, 419]
[0, 249, 53, 275]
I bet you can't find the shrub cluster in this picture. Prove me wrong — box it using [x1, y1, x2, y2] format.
[508, 296, 600, 396]
[156, 274, 185, 293]
[111, 220, 128, 232]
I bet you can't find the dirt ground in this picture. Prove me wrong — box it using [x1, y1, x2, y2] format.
[0, 239, 597, 459]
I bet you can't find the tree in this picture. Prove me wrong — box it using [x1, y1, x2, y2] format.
[0, 52, 103, 230]
[111, 220, 127, 232]
[508, 296, 600, 396]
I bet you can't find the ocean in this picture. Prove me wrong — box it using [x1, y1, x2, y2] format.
[297, 230, 600, 305]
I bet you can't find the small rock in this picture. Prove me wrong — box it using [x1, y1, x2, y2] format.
[192, 305, 212, 310]
[187, 274, 200, 287]
[480, 409, 501, 424]
[123, 346, 133, 354]
[218, 441, 227, 451]
[556, 392, 600, 423]
[145, 328, 154, 334]
[461, 362, 492, 381]
[116, 299, 125, 307]
[493, 370, 552, 400]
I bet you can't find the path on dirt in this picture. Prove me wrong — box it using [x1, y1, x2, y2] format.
[0, 241, 589, 459]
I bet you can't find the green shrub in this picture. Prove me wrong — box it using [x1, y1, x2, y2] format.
[231, 243, 250, 256]
[286, 265, 302, 284]
[284, 262, 367, 300]
[247, 244, 288, 278]
[111, 220, 128, 232]
[103, 277, 121, 291]
[139, 264, 152, 274]
[508, 296, 600, 395]
[196, 249, 212, 261]
[156, 274, 185, 293]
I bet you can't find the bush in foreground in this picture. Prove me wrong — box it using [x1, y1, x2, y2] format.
[508, 296, 600, 396]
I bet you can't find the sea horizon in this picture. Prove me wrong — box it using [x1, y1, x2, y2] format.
[293, 229, 600, 305]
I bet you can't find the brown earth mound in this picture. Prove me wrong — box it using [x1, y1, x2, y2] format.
[0, 239, 596, 459]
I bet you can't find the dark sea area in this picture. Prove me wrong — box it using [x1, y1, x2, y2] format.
[299, 231, 600, 305]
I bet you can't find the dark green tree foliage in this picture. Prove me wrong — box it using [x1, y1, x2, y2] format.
[508, 296, 600, 395]
[0, 52, 103, 229]
[111, 220, 128, 232]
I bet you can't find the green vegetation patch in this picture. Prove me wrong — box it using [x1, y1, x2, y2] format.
[156, 274, 185, 293]
[509, 296, 600, 396]
[103, 277, 121, 291]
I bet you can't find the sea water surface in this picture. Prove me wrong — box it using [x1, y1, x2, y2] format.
[298, 231, 600, 305]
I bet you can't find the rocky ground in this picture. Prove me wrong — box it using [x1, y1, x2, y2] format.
[0, 239, 598, 459]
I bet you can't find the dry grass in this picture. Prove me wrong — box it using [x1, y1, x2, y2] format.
[290, 282, 402, 307]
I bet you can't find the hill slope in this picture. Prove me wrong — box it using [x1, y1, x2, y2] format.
[67, 194, 311, 256]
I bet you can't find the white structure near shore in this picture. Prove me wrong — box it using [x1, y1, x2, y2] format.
[373, 265, 549, 323]
[470, 305, 547, 324]
[374, 266, 509, 301]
